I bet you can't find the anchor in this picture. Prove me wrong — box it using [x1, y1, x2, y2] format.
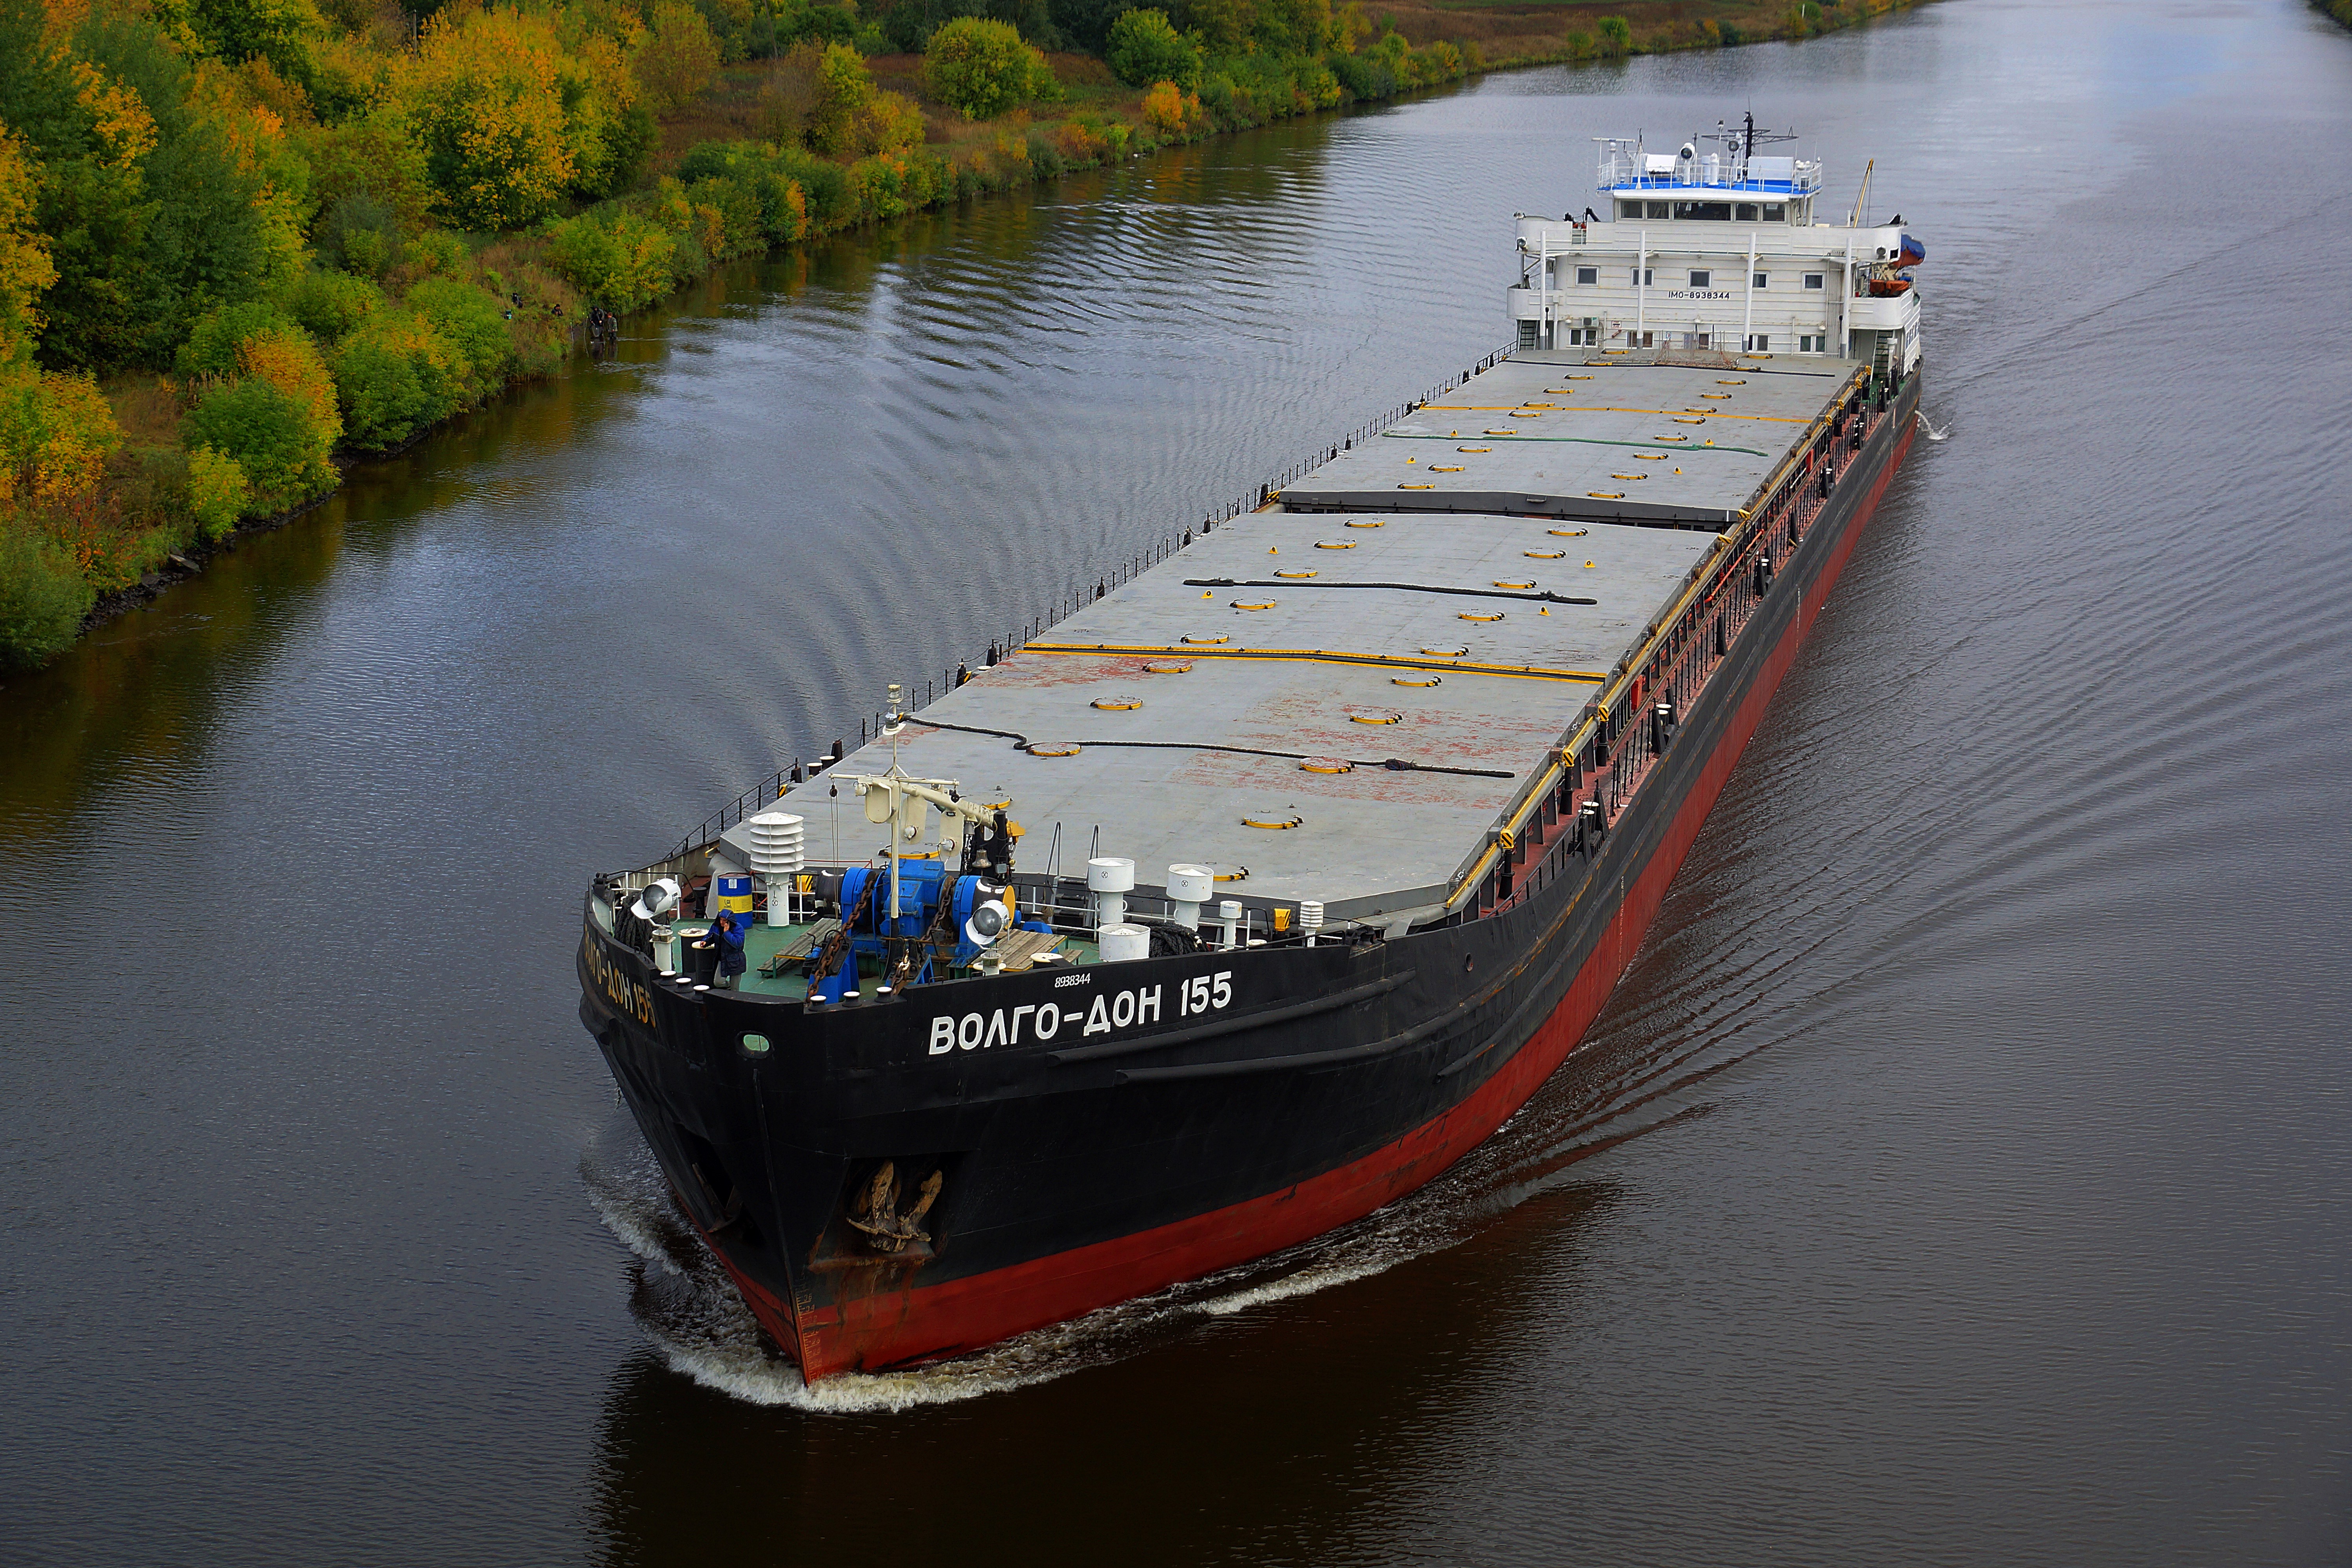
[846, 1161, 943, 1254]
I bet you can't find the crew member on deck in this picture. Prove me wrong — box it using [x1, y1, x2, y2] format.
[708, 911, 748, 989]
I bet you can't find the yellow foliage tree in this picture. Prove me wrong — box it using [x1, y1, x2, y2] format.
[189, 59, 313, 292]
[395, 8, 576, 229]
[0, 124, 58, 366]
[0, 367, 123, 508]
[630, 2, 720, 114]
[1139, 80, 1199, 136]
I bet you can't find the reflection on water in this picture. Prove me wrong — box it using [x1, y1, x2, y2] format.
[7, 0, 2352, 1563]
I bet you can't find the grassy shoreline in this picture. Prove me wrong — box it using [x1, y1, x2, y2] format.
[17, 0, 1929, 666]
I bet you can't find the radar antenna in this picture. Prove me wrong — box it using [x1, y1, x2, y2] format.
[1701, 110, 1800, 166]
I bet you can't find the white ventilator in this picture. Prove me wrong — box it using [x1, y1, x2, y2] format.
[744, 811, 806, 926]
[1088, 857, 1135, 935]
[1098, 923, 1150, 963]
[1217, 899, 1243, 950]
[1166, 864, 1214, 931]
[1299, 900, 1324, 946]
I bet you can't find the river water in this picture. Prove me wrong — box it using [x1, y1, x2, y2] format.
[7, 0, 2350, 1561]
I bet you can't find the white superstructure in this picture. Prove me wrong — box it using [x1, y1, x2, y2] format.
[1510, 118, 1924, 380]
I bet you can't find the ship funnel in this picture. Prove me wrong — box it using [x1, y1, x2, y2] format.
[1166, 864, 1214, 930]
[1087, 857, 1135, 934]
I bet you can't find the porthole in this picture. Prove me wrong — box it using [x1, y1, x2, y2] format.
[740, 1032, 771, 1055]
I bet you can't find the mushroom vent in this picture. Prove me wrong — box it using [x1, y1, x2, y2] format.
[745, 811, 806, 876]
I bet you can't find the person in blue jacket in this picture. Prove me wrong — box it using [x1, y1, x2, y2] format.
[706, 911, 748, 989]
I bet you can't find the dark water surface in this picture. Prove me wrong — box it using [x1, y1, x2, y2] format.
[8, 0, 2352, 1561]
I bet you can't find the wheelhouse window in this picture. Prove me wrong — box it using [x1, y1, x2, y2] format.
[1763, 203, 1787, 221]
[1618, 200, 1642, 220]
[1804, 272, 1825, 290]
[1646, 201, 1671, 219]
[1575, 265, 1598, 285]
[1735, 203, 1759, 222]
[1689, 269, 1711, 289]
[1673, 201, 1732, 221]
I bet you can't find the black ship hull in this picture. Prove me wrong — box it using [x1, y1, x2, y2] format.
[578, 374, 1920, 1379]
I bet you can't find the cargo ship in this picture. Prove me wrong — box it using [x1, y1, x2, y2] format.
[577, 120, 1925, 1383]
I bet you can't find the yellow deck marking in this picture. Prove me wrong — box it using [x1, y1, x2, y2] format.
[1022, 642, 1603, 683]
[1423, 405, 1810, 423]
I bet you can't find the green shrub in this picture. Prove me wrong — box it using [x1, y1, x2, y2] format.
[406, 230, 468, 279]
[333, 324, 439, 451]
[318, 192, 404, 278]
[185, 446, 252, 539]
[923, 17, 1055, 118]
[176, 303, 296, 379]
[278, 270, 385, 345]
[546, 211, 681, 312]
[407, 278, 512, 401]
[0, 517, 96, 670]
[1107, 9, 1199, 88]
[181, 379, 315, 500]
[1328, 48, 1396, 98]
[1597, 14, 1632, 51]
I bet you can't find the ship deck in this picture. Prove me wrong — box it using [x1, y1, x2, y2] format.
[739, 507, 1721, 924]
[1277, 350, 1852, 526]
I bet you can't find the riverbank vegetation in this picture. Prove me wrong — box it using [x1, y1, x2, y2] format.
[0, 0, 1923, 670]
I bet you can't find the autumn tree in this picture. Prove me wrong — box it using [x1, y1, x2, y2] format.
[394, 8, 576, 229]
[630, 2, 720, 114]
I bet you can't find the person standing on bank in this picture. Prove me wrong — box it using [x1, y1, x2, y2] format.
[708, 911, 748, 989]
